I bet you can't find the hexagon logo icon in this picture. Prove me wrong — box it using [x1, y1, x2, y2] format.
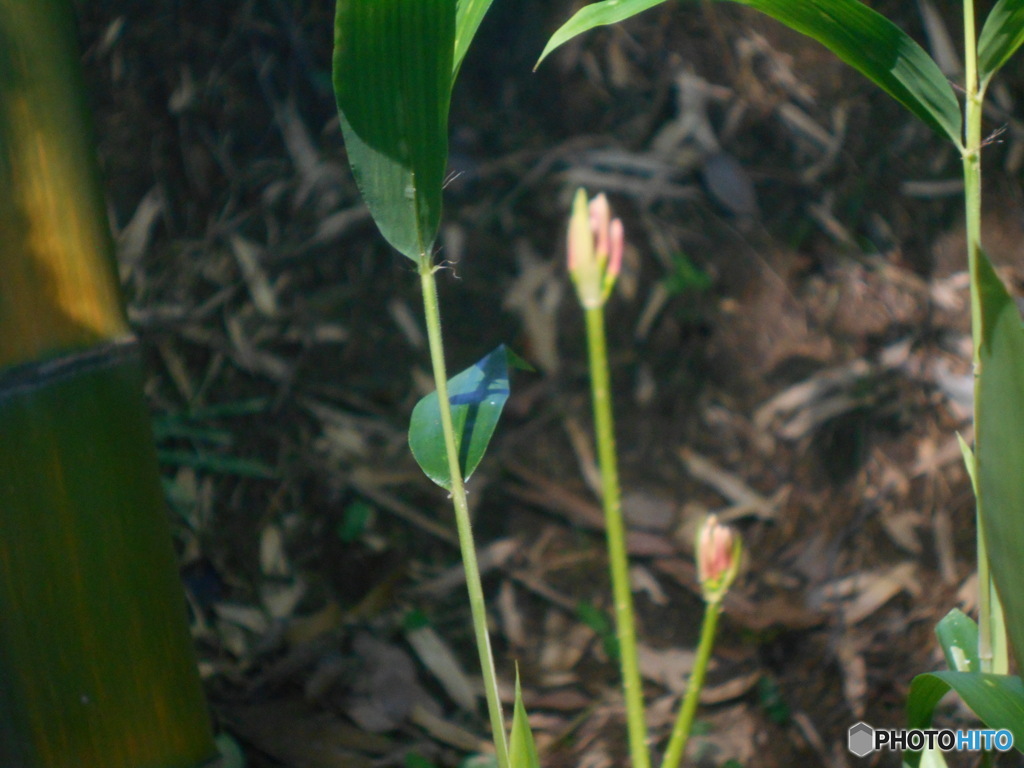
[848, 722, 875, 757]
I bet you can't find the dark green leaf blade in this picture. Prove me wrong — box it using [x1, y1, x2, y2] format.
[454, 0, 497, 81]
[333, 0, 455, 260]
[904, 672, 1024, 766]
[409, 345, 513, 490]
[535, 0, 668, 69]
[537, 0, 962, 145]
[509, 671, 541, 768]
[979, 0, 1024, 85]
[976, 250, 1024, 670]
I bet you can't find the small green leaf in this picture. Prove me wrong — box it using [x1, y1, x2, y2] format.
[338, 500, 374, 543]
[406, 752, 440, 768]
[535, 0, 668, 69]
[576, 600, 619, 661]
[979, 0, 1024, 86]
[538, 0, 962, 145]
[756, 675, 790, 725]
[935, 609, 979, 673]
[215, 733, 247, 768]
[409, 345, 514, 490]
[509, 671, 540, 768]
[454, 0, 497, 81]
[904, 671, 1024, 765]
[333, 0, 455, 260]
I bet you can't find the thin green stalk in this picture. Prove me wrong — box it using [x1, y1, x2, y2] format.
[418, 257, 510, 768]
[961, 0, 1001, 675]
[659, 600, 721, 768]
[584, 305, 650, 768]
[962, 0, 983, 354]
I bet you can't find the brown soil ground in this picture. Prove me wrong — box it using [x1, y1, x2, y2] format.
[75, 1, 1024, 767]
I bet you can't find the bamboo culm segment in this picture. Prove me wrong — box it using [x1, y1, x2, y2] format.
[0, 0, 128, 369]
[0, 350, 217, 767]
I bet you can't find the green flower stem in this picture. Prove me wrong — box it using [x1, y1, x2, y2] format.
[659, 599, 721, 768]
[584, 305, 651, 768]
[418, 257, 510, 768]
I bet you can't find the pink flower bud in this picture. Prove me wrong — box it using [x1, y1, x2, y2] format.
[590, 194, 611, 262]
[696, 514, 741, 603]
[567, 188, 624, 309]
[608, 218, 624, 280]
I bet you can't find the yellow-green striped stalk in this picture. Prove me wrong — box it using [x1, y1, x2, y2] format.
[0, 1, 217, 766]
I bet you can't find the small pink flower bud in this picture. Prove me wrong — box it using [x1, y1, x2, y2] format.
[590, 194, 611, 261]
[567, 188, 624, 309]
[696, 514, 741, 603]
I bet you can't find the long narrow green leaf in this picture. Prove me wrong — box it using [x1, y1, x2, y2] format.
[904, 672, 1024, 766]
[454, 0, 497, 81]
[535, 0, 668, 69]
[537, 0, 962, 145]
[333, 0, 455, 261]
[975, 250, 1024, 670]
[978, 0, 1024, 86]
[705, 0, 964, 144]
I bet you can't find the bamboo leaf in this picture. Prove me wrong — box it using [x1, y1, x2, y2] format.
[454, 0, 497, 81]
[976, 250, 1024, 671]
[333, 0, 455, 261]
[538, 0, 962, 145]
[904, 672, 1024, 765]
[935, 609, 980, 673]
[978, 0, 1024, 86]
[709, 0, 963, 144]
[535, 0, 668, 69]
[409, 345, 513, 490]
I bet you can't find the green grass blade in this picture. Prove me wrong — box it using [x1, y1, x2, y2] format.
[976, 250, 1024, 670]
[333, 0, 455, 260]
[509, 671, 540, 768]
[978, 0, 1024, 86]
[904, 671, 1024, 765]
[538, 0, 962, 145]
[535, 0, 668, 69]
[454, 0, 497, 81]
[409, 345, 512, 490]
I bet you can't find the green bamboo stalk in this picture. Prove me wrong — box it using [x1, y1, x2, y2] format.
[0, 0, 128, 367]
[960, 0, 1007, 677]
[0, 1, 217, 765]
[0, 353, 216, 768]
[418, 257, 510, 768]
[584, 305, 650, 768]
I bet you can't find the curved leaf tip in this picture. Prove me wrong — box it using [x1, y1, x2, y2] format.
[535, 0, 669, 70]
